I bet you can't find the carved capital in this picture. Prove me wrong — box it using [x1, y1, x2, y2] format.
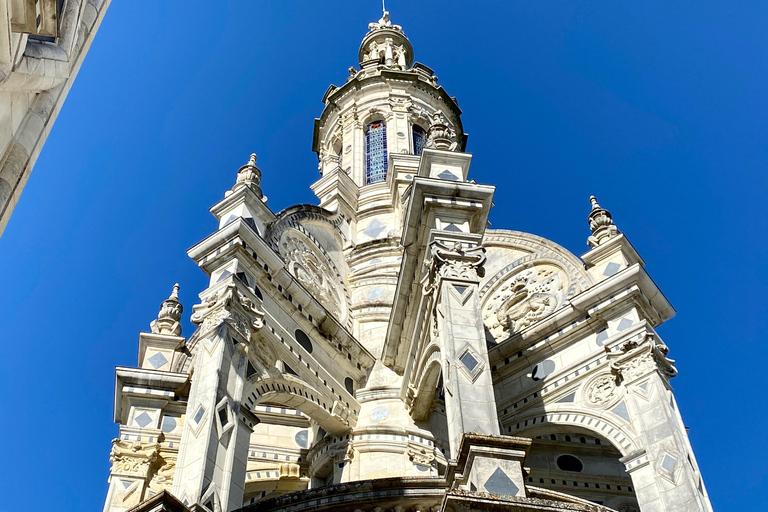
[422, 240, 486, 296]
[190, 283, 264, 341]
[609, 332, 677, 383]
[109, 439, 160, 478]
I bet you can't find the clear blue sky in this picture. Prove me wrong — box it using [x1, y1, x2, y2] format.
[0, 1, 765, 511]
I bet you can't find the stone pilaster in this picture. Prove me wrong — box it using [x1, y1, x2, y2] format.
[171, 283, 263, 511]
[425, 232, 500, 458]
[608, 333, 713, 512]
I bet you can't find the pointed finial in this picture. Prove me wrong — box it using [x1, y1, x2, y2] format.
[229, 152, 263, 198]
[150, 283, 184, 336]
[587, 195, 619, 248]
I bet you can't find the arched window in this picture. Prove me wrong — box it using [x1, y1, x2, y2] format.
[365, 120, 388, 184]
[413, 125, 426, 156]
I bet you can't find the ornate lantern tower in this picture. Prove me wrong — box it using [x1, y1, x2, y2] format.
[102, 11, 714, 512]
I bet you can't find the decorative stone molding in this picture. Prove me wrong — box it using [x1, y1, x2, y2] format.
[425, 111, 459, 151]
[609, 332, 677, 384]
[109, 439, 160, 478]
[482, 267, 563, 340]
[583, 373, 622, 409]
[280, 231, 345, 319]
[422, 240, 486, 296]
[190, 282, 264, 341]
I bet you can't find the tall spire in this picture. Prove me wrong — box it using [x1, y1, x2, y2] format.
[587, 195, 619, 248]
[150, 283, 183, 336]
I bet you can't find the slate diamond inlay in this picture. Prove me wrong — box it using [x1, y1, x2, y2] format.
[364, 219, 386, 238]
[453, 284, 468, 295]
[147, 352, 168, 369]
[134, 412, 152, 428]
[460, 351, 479, 372]
[121, 481, 133, 489]
[437, 170, 459, 181]
[444, 223, 462, 232]
[484, 467, 519, 496]
[603, 262, 621, 277]
[662, 454, 677, 473]
[595, 329, 609, 346]
[617, 317, 634, 331]
[193, 406, 206, 424]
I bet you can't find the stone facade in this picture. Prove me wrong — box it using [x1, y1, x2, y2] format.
[105, 12, 713, 512]
[0, 0, 110, 237]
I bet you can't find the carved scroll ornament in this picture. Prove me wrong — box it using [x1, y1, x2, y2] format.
[609, 332, 677, 383]
[422, 240, 486, 296]
[190, 283, 264, 340]
[109, 439, 159, 477]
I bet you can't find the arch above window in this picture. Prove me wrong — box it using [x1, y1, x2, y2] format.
[365, 120, 388, 184]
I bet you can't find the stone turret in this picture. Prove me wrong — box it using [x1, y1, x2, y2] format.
[587, 195, 620, 247]
[150, 284, 183, 336]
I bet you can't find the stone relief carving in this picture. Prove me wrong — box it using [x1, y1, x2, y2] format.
[148, 456, 176, 493]
[482, 267, 564, 340]
[109, 439, 159, 477]
[280, 231, 345, 319]
[190, 282, 264, 340]
[422, 240, 486, 296]
[584, 374, 620, 408]
[609, 332, 677, 383]
[407, 442, 435, 467]
[425, 111, 459, 151]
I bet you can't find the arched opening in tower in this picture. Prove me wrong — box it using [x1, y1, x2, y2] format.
[517, 426, 640, 512]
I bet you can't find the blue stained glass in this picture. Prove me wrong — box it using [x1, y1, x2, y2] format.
[365, 121, 388, 184]
[413, 125, 426, 156]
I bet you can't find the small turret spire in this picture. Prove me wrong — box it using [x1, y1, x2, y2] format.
[150, 283, 183, 336]
[229, 152, 263, 199]
[587, 195, 619, 248]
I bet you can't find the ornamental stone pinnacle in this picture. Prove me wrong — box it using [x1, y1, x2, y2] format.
[150, 283, 183, 336]
[230, 153, 263, 198]
[587, 195, 620, 248]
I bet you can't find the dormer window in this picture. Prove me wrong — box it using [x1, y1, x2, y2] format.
[413, 125, 427, 156]
[365, 120, 388, 184]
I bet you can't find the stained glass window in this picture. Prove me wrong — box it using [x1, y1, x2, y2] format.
[413, 125, 426, 156]
[365, 121, 388, 184]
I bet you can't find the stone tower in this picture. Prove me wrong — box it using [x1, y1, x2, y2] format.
[103, 11, 713, 512]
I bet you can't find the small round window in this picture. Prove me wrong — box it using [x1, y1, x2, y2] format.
[557, 455, 584, 472]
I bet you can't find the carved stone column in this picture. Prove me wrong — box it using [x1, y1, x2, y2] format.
[171, 282, 264, 512]
[424, 233, 500, 459]
[607, 333, 713, 512]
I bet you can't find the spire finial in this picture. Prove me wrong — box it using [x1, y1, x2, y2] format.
[229, 152, 263, 198]
[150, 283, 184, 336]
[587, 195, 619, 248]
